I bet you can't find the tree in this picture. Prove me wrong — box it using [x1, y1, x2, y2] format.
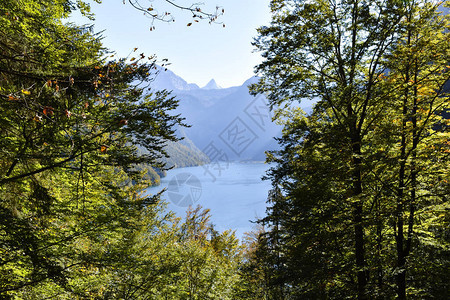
[0, 0, 185, 296]
[124, 0, 224, 26]
[261, 107, 362, 298]
[251, 0, 449, 298]
[237, 222, 287, 300]
[78, 0, 224, 29]
[376, 3, 450, 297]
[102, 205, 243, 300]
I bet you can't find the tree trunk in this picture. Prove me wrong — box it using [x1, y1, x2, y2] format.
[351, 130, 367, 299]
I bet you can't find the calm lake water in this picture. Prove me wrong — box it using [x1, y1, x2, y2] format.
[146, 162, 272, 239]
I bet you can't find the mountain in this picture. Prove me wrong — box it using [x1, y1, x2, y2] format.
[202, 79, 222, 90]
[149, 69, 315, 162]
[151, 67, 199, 91]
[152, 72, 265, 163]
[136, 128, 209, 186]
[149, 68, 313, 164]
[161, 127, 210, 168]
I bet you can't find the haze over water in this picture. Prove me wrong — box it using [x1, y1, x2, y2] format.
[147, 162, 271, 239]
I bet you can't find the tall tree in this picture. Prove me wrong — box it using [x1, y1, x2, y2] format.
[0, 0, 185, 296]
[377, 3, 450, 297]
[252, 0, 449, 298]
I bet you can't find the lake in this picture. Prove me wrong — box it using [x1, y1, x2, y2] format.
[146, 162, 272, 239]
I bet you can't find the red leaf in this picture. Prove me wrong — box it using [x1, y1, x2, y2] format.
[43, 106, 54, 117]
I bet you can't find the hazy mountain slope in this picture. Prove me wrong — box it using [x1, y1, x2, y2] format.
[135, 132, 209, 186]
[161, 127, 210, 168]
[151, 72, 280, 161]
[151, 67, 200, 91]
[149, 68, 314, 162]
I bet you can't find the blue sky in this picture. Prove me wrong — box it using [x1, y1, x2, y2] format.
[72, 0, 271, 88]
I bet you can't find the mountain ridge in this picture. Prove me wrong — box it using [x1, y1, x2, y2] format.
[149, 68, 314, 165]
[151, 67, 200, 91]
[149, 68, 286, 163]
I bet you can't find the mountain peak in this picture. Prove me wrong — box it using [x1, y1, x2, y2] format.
[242, 76, 259, 87]
[202, 79, 222, 90]
[151, 66, 200, 91]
